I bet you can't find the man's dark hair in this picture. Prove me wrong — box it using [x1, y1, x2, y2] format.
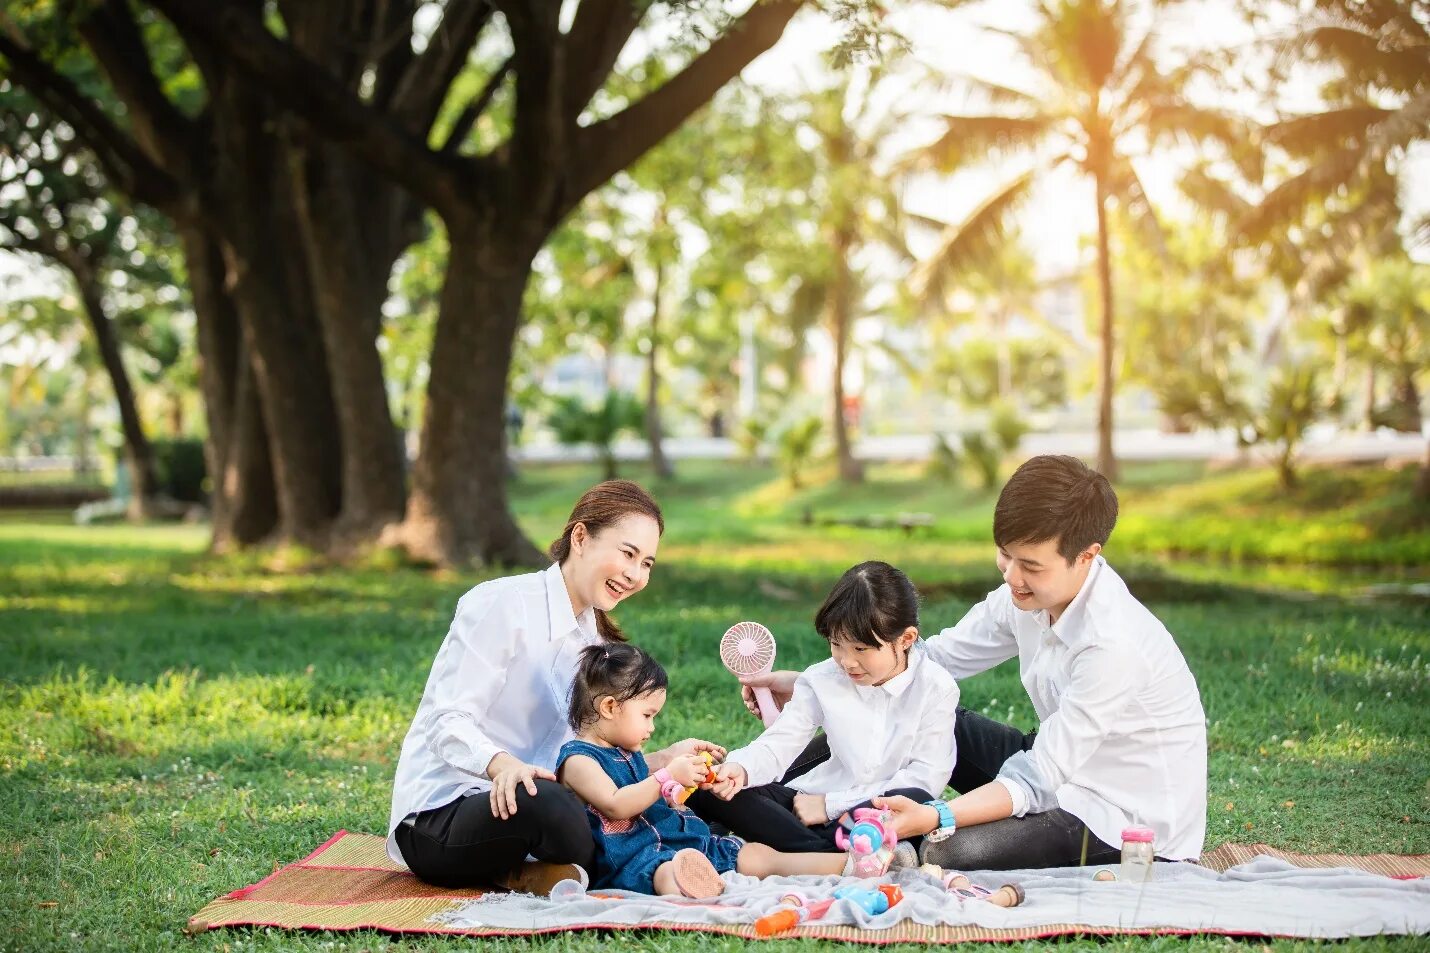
[814, 561, 920, 649]
[567, 642, 669, 733]
[993, 455, 1118, 564]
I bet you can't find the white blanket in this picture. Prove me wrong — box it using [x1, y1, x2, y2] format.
[431, 858, 1430, 939]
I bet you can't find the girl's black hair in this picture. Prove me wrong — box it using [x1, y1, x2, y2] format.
[567, 642, 669, 733]
[813, 561, 920, 649]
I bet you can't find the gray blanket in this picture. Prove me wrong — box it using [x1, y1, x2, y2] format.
[431, 858, 1430, 939]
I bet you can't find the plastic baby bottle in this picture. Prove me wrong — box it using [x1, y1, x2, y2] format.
[1119, 826, 1156, 883]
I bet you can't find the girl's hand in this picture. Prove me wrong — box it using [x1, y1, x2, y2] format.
[870, 794, 941, 839]
[792, 792, 828, 827]
[738, 670, 798, 719]
[488, 759, 557, 820]
[710, 762, 748, 800]
[666, 753, 709, 788]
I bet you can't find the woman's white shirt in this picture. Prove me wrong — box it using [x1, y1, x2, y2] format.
[386, 562, 599, 865]
[725, 645, 960, 819]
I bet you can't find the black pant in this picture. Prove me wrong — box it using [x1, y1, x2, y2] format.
[393, 780, 596, 888]
[740, 708, 1120, 871]
[688, 783, 933, 853]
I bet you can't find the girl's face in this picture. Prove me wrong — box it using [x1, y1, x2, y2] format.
[595, 689, 667, 751]
[829, 626, 917, 687]
[565, 514, 660, 615]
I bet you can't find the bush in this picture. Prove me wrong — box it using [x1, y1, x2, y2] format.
[775, 416, 822, 488]
[152, 438, 207, 502]
[925, 433, 960, 482]
[962, 432, 1001, 490]
[547, 391, 643, 480]
[736, 418, 769, 462]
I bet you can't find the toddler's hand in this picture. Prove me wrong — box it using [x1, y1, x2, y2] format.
[667, 753, 708, 787]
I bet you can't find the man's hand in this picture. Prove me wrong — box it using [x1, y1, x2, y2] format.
[657, 738, 727, 765]
[871, 794, 941, 839]
[709, 761, 748, 800]
[486, 753, 557, 820]
[739, 670, 799, 719]
[792, 792, 829, 826]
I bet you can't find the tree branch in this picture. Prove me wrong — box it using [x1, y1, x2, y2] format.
[562, 0, 642, 122]
[147, 0, 481, 213]
[388, 0, 495, 136]
[441, 55, 512, 154]
[0, 32, 178, 206]
[77, 0, 198, 177]
[564, 0, 803, 213]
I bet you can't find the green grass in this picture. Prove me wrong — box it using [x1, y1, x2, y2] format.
[1, 459, 1427, 952]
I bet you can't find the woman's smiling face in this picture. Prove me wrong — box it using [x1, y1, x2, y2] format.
[567, 514, 660, 614]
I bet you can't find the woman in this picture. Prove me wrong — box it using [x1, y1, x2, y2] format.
[387, 480, 723, 893]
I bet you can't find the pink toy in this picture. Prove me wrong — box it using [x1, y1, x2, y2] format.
[720, 621, 779, 726]
[835, 808, 899, 878]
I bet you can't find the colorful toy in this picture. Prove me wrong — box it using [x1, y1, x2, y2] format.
[754, 885, 905, 936]
[719, 621, 779, 726]
[835, 808, 900, 878]
[918, 863, 1025, 907]
[658, 751, 719, 807]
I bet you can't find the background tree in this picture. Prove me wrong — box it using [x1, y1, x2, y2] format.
[908, 0, 1252, 480]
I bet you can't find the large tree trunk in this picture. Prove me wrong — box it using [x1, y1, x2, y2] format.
[289, 139, 411, 545]
[1093, 171, 1119, 482]
[209, 79, 342, 547]
[74, 270, 159, 518]
[400, 225, 544, 568]
[645, 254, 674, 480]
[830, 226, 863, 484]
[182, 225, 278, 548]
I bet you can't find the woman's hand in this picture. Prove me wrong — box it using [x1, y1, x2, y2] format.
[739, 670, 799, 719]
[486, 753, 556, 820]
[870, 794, 941, 839]
[665, 753, 711, 788]
[709, 762, 748, 800]
[660, 738, 727, 763]
[792, 792, 829, 826]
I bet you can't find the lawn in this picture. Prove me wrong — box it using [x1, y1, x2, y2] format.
[1, 459, 1426, 952]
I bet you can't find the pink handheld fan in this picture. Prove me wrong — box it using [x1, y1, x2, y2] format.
[720, 621, 780, 727]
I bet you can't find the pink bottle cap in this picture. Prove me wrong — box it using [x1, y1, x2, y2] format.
[1121, 826, 1155, 843]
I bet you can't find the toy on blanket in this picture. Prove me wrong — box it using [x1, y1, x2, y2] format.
[659, 751, 718, 807]
[753, 885, 903, 936]
[835, 808, 900, 878]
[918, 864, 1026, 908]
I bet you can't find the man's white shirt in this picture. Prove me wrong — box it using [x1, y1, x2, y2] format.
[725, 644, 961, 819]
[925, 556, 1208, 860]
[386, 563, 599, 865]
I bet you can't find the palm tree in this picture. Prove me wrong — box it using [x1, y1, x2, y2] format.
[799, 73, 915, 484]
[907, 0, 1248, 480]
[1239, 0, 1430, 499]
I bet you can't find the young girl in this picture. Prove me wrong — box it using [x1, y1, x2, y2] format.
[697, 561, 960, 854]
[557, 644, 858, 898]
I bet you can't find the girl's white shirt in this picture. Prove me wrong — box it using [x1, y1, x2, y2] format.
[925, 556, 1208, 861]
[386, 562, 599, 866]
[725, 644, 961, 819]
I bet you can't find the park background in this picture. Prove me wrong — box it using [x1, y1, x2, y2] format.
[1, 0, 1427, 951]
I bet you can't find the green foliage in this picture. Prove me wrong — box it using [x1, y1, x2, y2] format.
[988, 401, 1028, 455]
[736, 417, 769, 462]
[961, 431, 1002, 490]
[775, 416, 823, 488]
[547, 391, 644, 480]
[925, 433, 961, 482]
[150, 437, 207, 503]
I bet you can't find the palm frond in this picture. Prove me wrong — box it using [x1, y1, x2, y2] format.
[1236, 147, 1363, 242]
[1278, 23, 1429, 95]
[900, 115, 1054, 174]
[1265, 106, 1394, 156]
[1109, 156, 1167, 261]
[1367, 87, 1430, 154]
[907, 169, 1037, 303]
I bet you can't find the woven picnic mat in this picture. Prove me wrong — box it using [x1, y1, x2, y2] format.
[188, 830, 1430, 941]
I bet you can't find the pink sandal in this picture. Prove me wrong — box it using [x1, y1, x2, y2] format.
[671, 848, 725, 898]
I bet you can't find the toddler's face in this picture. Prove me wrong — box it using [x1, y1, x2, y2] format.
[829, 632, 910, 687]
[604, 688, 667, 751]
